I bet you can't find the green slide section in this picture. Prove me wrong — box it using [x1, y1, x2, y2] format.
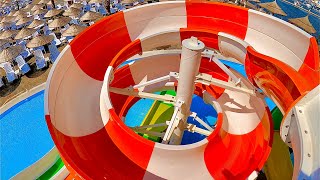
[264, 107, 293, 180]
[271, 107, 283, 131]
[37, 157, 64, 180]
[139, 90, 175, 142]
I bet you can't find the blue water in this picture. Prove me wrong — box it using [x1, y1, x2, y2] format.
[0, 91, 54, 180]
[181, 95, 217, 145]
[125, 98, 155, 127]
[126, 94, 217, 144]
[118, 59, 136, 69]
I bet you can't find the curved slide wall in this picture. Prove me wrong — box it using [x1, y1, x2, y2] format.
[45, 1, 319, 179]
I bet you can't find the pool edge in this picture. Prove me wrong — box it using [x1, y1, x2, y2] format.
[0, 83, 46, 115]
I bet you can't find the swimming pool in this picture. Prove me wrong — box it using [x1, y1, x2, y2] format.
[0, 90, 54, 180]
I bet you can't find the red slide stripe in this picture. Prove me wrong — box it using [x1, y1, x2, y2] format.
[185, 0, 249, 40]
[245, 46, 312, 112]
[204, 111, 272, 180]
[110, 39, 142, 68]
[180, 28, 219, 49]
[107, 109, 155, 170]
[46, 115, 151, 179]
[301, 37, 319, 70]
[298, 37, 320, 89]
[108, 64, 155, 170]
[70, 12, 132, 81]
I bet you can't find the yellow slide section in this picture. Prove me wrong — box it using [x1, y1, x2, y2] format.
[139, 91, 175, 142]
[264, 131, 293, 180]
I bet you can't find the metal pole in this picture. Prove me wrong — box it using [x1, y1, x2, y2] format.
[169, 37, 205, 145]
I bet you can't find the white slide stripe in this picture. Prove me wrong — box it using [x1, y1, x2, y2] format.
[129, 53, 181, 92]
[145, 140, 212, 179]
[124, 1, 187, 41]
[50, 48, 105, 137]
[217, 70, 265, 135]
[246, 10, 311, 71]
[218, 32, 248, 64]
[45, 45, 71, 115]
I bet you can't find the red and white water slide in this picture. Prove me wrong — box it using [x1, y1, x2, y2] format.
[45, 1, 319, 179]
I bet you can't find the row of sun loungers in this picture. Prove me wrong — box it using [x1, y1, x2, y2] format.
[0, 0, 116, 88]
[0, 42, 60, 88]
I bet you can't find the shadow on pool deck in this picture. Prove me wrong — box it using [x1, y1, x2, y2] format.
[0, 78, 22, 98]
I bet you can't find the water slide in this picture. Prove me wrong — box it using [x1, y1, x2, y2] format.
[136, 91, 175, 142]
[45, 1, 319, 179]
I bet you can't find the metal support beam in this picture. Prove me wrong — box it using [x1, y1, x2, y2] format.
[202, 49, 241, 85]
[131, 121, 169, 130]
[186, 124, 212, 136]
[109, 87, 176, 104]
[210, 53, 241, 85]
[162, 104, 181, 144]
[195, 73, 256, 96]
[190, 112, 214, 131]
[171, 72, 255, 96]
[133, 72, 178, 89]
[133, 129, 165, 138]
